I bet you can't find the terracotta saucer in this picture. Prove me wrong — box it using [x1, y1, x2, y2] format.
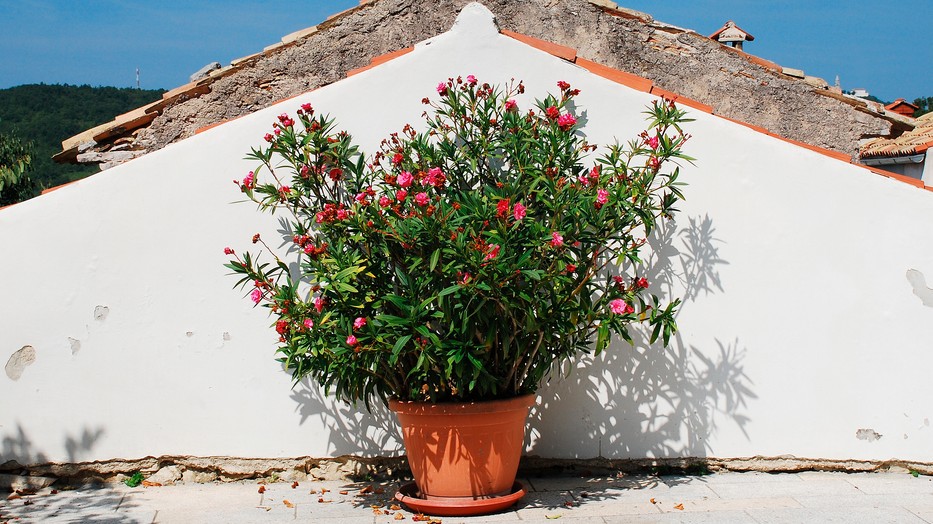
[394, 481, 526, 517]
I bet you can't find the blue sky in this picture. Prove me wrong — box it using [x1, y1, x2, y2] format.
[0, 1, 928, 102]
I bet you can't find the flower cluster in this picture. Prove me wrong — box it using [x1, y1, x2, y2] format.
[226, 76, 693, 405]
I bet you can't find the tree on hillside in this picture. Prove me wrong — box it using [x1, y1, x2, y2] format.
[913, 97, 932, 117]
[0, 128, 38, 206]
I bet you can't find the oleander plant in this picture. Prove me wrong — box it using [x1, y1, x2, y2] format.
[225, 75, 693, 406]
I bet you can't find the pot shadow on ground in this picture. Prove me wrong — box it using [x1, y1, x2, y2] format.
[527, 214, 755, 465]
[287, 215, 754, 479]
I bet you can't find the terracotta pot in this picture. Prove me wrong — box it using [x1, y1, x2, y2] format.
[389, 394, 535, 499]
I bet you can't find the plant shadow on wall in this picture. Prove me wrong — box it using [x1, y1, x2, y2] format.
[528, 214, 755, 459]
[2, 423, 106, 466]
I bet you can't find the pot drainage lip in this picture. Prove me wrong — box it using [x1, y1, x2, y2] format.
[395, 481, 526, 517]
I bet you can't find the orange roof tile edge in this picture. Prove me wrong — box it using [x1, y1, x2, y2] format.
[40, 180, 80, 195]
[501, 30, 577, 62]
[649, 86, 713, 113]
[574, 57, 652, 93]
[916, 141, 933, 154]
[502, 29, 930, 191]
[347, 47, 414, 77]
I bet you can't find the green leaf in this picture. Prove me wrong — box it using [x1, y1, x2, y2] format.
[124, 472, 144, 487]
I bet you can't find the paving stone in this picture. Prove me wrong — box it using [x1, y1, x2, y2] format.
[603, 510, 754, 523]
[747, 506, 928, 523]
[842, 473, 933, 495]
[706, 477, 861, 499]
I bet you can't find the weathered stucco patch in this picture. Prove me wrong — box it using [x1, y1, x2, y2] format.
[94, 305, 110, 321]
[5, 346, 36, 380]
[906, 269, 933, 306]
[856, 428, 882, 442]
[68, 337, 81, 355]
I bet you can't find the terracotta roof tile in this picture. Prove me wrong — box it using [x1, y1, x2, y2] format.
[648, 86, 713, 113]
[861, 112, 933, 158]
[281, 26, 318, 45]
[574, 57, 652, 92]
[501, 30, 577, 62]
[347, 46, 414, 77]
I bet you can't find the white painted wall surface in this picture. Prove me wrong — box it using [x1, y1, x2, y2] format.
[3, 4, 933, 465]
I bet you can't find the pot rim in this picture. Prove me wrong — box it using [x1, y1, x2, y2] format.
[388, 393, 536, 415]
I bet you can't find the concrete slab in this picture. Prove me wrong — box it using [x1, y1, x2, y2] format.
[746, 506, 928, 523]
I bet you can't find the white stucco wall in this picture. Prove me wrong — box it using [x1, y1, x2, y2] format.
[3, 4, 932, 465]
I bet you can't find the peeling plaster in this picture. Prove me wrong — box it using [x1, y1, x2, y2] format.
[856, 428, 882, 442]
[906, 269, 933, 306]
[68, 338, 81, 355]
[5, 346, 36, 381]
[93, 305, 110, 321]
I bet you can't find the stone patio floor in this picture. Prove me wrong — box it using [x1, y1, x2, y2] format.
[2, 470, 933, 523]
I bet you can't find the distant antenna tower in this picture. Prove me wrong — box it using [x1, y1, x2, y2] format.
[834, 75, 840, 90]
[136, 68, 140, 89]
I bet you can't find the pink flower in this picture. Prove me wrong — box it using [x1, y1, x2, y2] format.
[557, 113, 577, 131]
[647, 135, 659, 150]
[397, 171, 413, 187]
[545, 106, 560, 120]
[426, 167, 446, 188]
[241, 171, 255, 190]
[392, 152, 404, 165]
[224, 247, 234, 255]
[303, 318, 314, 329]
[637, 277, 649, 289]
[466, 74, 477, 86]
[264, 133, 274, 143]
[346, 335, 358, 346]
[414, 192, 430, 207]
[396, 189, 408, 201]
[550, 232, 563, 247]
[566, 264, 576, 273]
[314, 296, 325, 313]
[610, 299, 627, 315]
[513, 203, 526, 221]
[504, 99, 517, 112]
[336, 209, 349, 220]
[379, 195, 392, 207]
[557, 80, 571, 91]
[484, 244, 500, 261]
[355, 192, 368, 203]
[437, 82, 448, 95]
[353, 317, 367, 330]
[250, 288, 262, 305]
[596, 189, 609, 205]
[300, 103, 313, 113]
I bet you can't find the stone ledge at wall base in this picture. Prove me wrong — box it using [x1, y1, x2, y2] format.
[2, 455, 931, 490]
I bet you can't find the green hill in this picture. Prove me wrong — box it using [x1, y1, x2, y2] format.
[0, 84, 165, 195]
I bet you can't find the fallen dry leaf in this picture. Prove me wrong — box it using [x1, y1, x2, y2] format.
[375, 487, 386, 494]
[674, 503, 684, 511]
[373, 508, 385, 515]
[318, 497, 331, 503]
[370, 504, 385, 509]
[283, 500, 294, 509]
[320, 487, 330, 494]
[23, 499, 33, 506]
[650, 498, 657, 504]
[339, 490, 349, 495]
[563, 501, 575, 507]
[256, 506, 271, 512]
[7, 494, 21, 501]
[395, 512, 406, 520]
[291, 481, 299, 489]
[50, 489, 59, 495]
[258, 485, 266, 494]
[360, 485, 374, 494]
[545, 515, 562, 520]
[141, 481, 162, 487]
[390, 504, 402, 511]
